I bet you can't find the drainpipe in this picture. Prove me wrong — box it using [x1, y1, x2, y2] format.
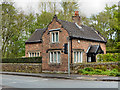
[67, 37, 70, 76]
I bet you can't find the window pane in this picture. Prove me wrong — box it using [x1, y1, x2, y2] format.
[74, 52, 76, 63]
[51, 52, 53, 62]
[52, 33, 54, 42]
[29, 53, 31, 57]
[57, 52, 60, 63]
[37, 53, 39, 57]
[80, 52, 83, 63]
[50, 52, 52, 63]
[54, 52, 56, 63]
[56, 32, 58, 42]
[35, 52, 36, 57]
[77, 52, 80, 63]
[32, 53, 34, 57]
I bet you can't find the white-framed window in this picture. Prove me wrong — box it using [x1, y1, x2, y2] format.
[51, 32, 59, 43]
[49, 51, 61, 63]
[74, 51, 83, 63]
[29, 52, 40, 57]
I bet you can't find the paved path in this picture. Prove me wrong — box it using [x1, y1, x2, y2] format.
[2, 74, 118, 88]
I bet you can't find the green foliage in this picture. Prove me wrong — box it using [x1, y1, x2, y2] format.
[94, 69, 102, 74]
[106, 49, 120, 53]
[109, 69, 119, 76]
[97, 53, 120, 62]
[84, 67, 94, 71]
[78, 67, 119, 76]
[95, 65, 107, 71]
[2, 57, 42, 63]
[78, 69, 84, 74]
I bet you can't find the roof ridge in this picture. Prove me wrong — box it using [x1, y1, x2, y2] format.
[58, 19, 74, 24]
[36, 28, 47, 31]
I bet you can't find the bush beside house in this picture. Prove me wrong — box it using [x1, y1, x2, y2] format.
[97, 53, 120, 62]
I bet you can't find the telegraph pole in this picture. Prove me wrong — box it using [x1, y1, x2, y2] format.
[68, 37, 70, 76]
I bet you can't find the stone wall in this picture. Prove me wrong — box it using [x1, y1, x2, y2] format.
[2, 63, 42, 73]
[71, 62, 119, 73]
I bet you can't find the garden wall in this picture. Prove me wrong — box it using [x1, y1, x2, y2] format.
[71, 62, 119, 73]
[2, 63, 42, 73]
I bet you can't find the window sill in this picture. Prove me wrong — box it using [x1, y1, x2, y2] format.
[48, 63, 61, 66]
[50, 42, 60, 44]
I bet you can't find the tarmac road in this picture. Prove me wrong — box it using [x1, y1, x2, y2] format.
[2, 74, 118, 88]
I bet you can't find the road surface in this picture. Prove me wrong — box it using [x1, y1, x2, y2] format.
[1, 74, 118, 88]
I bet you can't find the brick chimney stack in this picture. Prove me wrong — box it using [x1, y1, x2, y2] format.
[72, 11, 81, 26]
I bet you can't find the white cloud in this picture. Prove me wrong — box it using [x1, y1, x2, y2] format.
[13, 0, 119, 17]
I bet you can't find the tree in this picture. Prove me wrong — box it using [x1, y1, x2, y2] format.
[87, 4, 119, 49]
[2, 1, 18, 57]
[59, 1, 78, 21]
[35, 11, 53, 29]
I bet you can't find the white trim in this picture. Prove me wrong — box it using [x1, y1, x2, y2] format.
[86, 46, 91, 53]
[49, 28, 60, 31]
[74, 51, 83, 63]
[51, 31, 59, 43]
[75, 23, 82, 29]
[49, 51, 61, 64]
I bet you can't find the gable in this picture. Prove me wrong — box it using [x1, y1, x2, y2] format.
[86, 45, 104, 54]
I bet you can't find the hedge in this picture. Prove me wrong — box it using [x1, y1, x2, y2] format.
[106, 49, 120, 53]
[97, 53, 120, 62]
[2, 57, 42, 63]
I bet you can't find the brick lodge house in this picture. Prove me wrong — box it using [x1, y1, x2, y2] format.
[25, 11, 107, 72]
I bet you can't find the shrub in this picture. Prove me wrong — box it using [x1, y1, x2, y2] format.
[97, 53, 120, 62]
[82, 71, 89, 75]
[2, 57, 42, 63]
[94, 69, 102, 74]
[116, 73, 120, 76]
[109, 71, 118, 76]
[78, 69, 84, 74]
[95, 65, 107, 71]
[84, 67, 94, 71]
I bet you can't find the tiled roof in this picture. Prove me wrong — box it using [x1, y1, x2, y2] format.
[25, 28, 46, 44]
[86, 45, 104, 54]
[26, 15, 107, 44]
[58, 19, 106, 42]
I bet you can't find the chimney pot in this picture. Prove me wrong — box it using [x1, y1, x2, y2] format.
[75, 11, 79, 16]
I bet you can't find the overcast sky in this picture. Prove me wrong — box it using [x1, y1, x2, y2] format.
[10, 0, 120, 17]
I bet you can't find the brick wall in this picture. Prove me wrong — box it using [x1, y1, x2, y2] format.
[72, 39, 106, 63]
[42, 18, 69, 72]
[25, 43, 42, 57]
